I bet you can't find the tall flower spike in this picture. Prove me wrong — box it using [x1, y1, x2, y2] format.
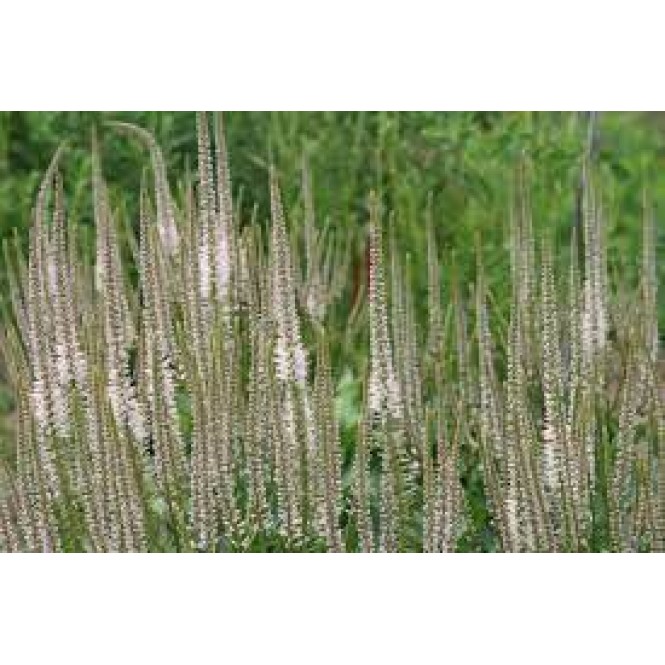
[26, 146, 67, 506]
[580, 158, 607, 361]
[576, 158, 606, 515]
[213, 112, 235, 306]
[539, 234, 571, 549]
[196, 112, 215, 305]
[367, 193, 401, 423]
[367, 193, 403, 551]
[106, 122, 179, 256]
[269, 166, 314, 542]
[44, 170, 72, 439]
[92, 131, 146, 445]
[270, 166, 308, 387]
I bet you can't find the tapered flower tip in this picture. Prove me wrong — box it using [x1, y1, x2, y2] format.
[34, 143, 67, 217]
[269, 165, 286, 225]
[105, 120, 155, 145]
[367, 190, 380, 214]
[269, 164, 280, 200]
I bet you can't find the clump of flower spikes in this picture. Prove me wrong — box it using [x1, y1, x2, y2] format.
[0, 113, 348, 552]
[474, 158, 664, 552]
[1, 115, 663, 553]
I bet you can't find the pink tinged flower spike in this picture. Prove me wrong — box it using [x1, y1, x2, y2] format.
[25, 146, 68, 501]
[215, 223, 231, 303]
[196, 112, 214, 304]
[197, 219, 212, 302]
[93, 132, 146, 444]
[580, 160, 607, 360]
[540, 237, 566, 525]
[269, 166, 308, 388]
[367, 192, 401, 423]
[214, 112, 235, 305]
[272, 337, 288, 384]
[269, 167, 317, 541]
[45, 171, 73, 438]
[293, 343, 308, 388]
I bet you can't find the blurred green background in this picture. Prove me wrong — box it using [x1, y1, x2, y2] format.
[1, 111, 664, 465]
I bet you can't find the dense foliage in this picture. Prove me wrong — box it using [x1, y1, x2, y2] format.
[0, 112, 662, 551]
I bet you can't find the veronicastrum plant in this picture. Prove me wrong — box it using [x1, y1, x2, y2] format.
[0, 112, 662, 552]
